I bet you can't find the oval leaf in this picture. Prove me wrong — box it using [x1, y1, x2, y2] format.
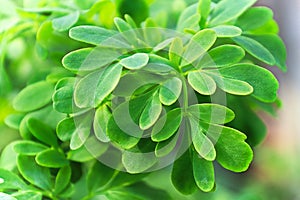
[188, 71, 216, 95]
[120, 53, 149, 70]
[13, 81, 54, 112]
[159, 77, 182, 106]
[36, 149, 69, 168]
[13, 141, 48, 156]
[74, 63, 122, 108]
[52, 11, 80, 32]
[151, 108, 182, 142]
[210, 25, 242, 38]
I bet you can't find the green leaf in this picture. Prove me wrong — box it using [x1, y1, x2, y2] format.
[69, 25, 117, 45]
[177, 4, 200, 32]
[210, 25, 242, 38]
[197, 45, 245, 68]
[159, 77, 182, 106]
[181, 29, 217, 66]
[4, 114, 25, 130]
[189, 118, 216, 161]
[57, 117, 75, 142]
[122, 149, 157, 174]
[249, 34, 287, 71]
[53, 78, 75, 114]
[69, 112, 94, 150]
[62, 48, 121, 72]
[107, 172, 147, 189]
[201, 123, 253, 172]
[13, 81, 54, 112]
[144, 18, 162, 47]
[151, 108, 182, 142]
[139, 93, 162, 130]
[235, 7, 273, 31]
[213, 76, 254, 95]
[74, 64, 122, 108]
[36, 149, 69, 168]
[94, 105, 111, 142]
[27, 118, 58, 147]
[120, 53, 149, 70]
[209, 0, 256, 26]
[12, 191, 42, 200]
[0, 193, 17, 200]
[171, 150, 197, 195]
[13, 141, 48, 156]
[192, 153, 215, 192]
[52, 11, 80, 32]
[87, 161, 115, 193]
[218, 64, 279, 102]
[107, 102, 143, 149]
[114, 17, 137, 45]
[188, 103, 235, 124]
[0, 169, 28, 190]
[169, 37, 183, 66]
[67, 138, 108, 162]
[232, 36, 276, 65]
[17, 155, 52, 190]
[155, 134, 179, 157]
[54, 166, 72, 194]
[198, 0, 211, 27]
[188, 71, 216, 95]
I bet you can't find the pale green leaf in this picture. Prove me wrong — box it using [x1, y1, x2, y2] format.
[209, 0, 256, 26]
[169, 37, 183, 66]
[52, 11, 80, 32]
[181, 29, 217, 66]
[0, 169, 28, 190]
[74, 64, 122, 108]
[120, 53, 149, 70]
[94, 105, 111, 142]
[210, 25, 242, 38]
[159, 77, 182, 105]
[188, 71, 216, 95]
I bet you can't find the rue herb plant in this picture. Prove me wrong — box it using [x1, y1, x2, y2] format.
[0, 0, 286, 199]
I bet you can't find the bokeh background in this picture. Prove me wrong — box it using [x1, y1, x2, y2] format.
[0, 0, 299, 199]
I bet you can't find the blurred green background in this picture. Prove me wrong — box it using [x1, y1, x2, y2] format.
[0, 0, 299, 199]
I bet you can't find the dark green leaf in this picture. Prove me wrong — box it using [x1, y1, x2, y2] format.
[27, 118, 58, 147]
[232, 36, 276, 65]
[74, 64, 122, 108]
[171, 150, 197, 195]
[13, 81, 54, 112]
[151, 108, 182, 142]
[70, 25, 117, 45]
[53, 77, 75, 114]
[36, 149, 69, 168]
[17, 155, 52, 190]
[13, 141, 48, 156]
